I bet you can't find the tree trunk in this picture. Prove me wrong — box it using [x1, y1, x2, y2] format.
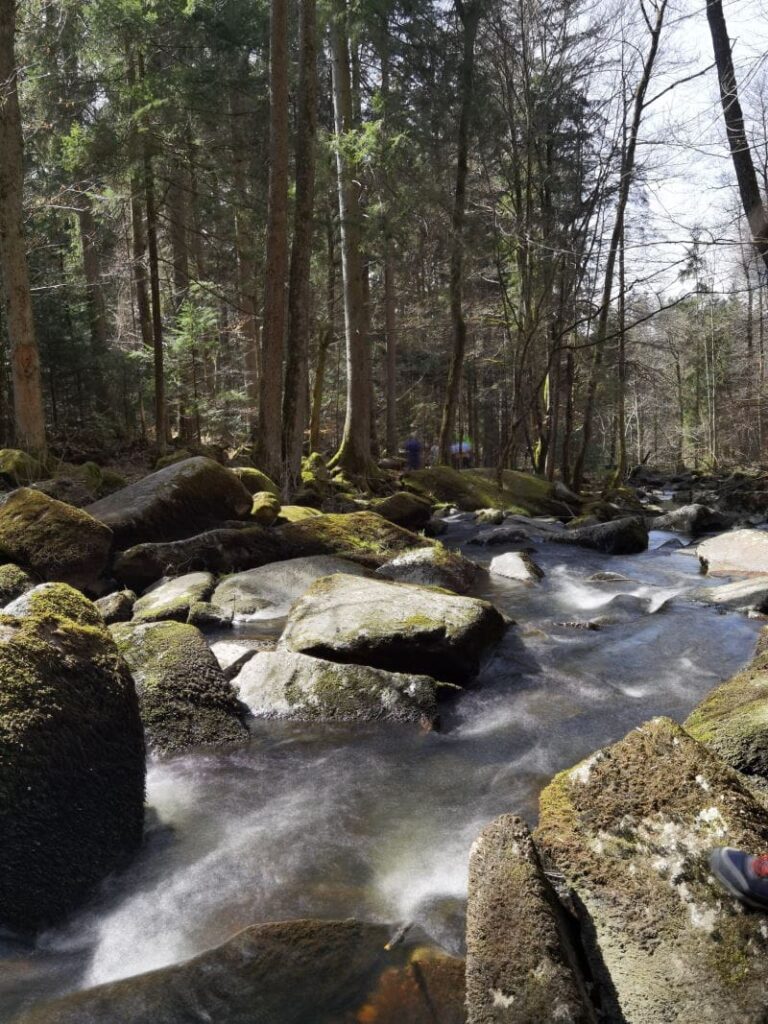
[77, 194, 109, 366]
[328, 0, 373, 476]
[0, 0, 46, 454]
[437, 0, 480, 466]
[144, 145, 166, 451]
[282, 0, 317, 496]
[168, 164, 195, 441]
[260, 0, 290, 480]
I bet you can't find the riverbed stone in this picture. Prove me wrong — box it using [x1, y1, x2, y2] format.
[280, 573, 506, 683]
[235, 649, 443, 724]
[0, 488, 112, 590]
[698, 529, 768, 576]
[535, 716, 768, 1024]
[251, 490, 281, 526]
[652, 504, 733, 536]
[277, 510, 433, 567]
[466, 814, 595, 1024]
[210, 638, 274, 679]
[376, 546, 481, 594]
[371, 491, 433, 530]
[0, 563, 34, 605]
[0, 584, 145, 933]
[86, 456, 253, 548]
[489, 551, 544, 584]
[132, 572, 215, 624]
[111, 621, 248, 756]
[211, 555, 368, 620]
[552, 515, 648, 555]
[113, 525, 288, 590]
[692, 577, 768, 614]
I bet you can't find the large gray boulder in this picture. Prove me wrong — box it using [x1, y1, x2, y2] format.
[0, 584, 144, 934]
[698, 529, 768, 576]
[277, 511, 433, 566]
[86, 457, 253, 548]
[553, 516, 648, 555]
[692, 576, 768, 614]
[536, 717, 768, 1023]
[111, 621, 248, 756]
[234, 649, 443, 724]
[376, 546, 482, 594]
[371, 491, 433, 530]
[113, 525, 287, 590]
[132, 572, 215, 624]
[0, 488, 112, 590]
[210, 556, 368, 621]
[280, 573, 506, 684]
[94, 589, 136, 624]
[466, 815, 595, 1023]
[652, 504, 733, 536]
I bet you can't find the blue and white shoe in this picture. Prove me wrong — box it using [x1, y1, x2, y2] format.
[710, 848, 768, 910]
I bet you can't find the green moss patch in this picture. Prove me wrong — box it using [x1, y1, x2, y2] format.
[277, 511, 433, 567]
[404, 466, 571, 517]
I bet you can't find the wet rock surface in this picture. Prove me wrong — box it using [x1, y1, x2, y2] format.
[698, 529, 768, 576]
[553, 516, 648, 555]
[376, 546, 482, 593]
[489, 551, 544, 583]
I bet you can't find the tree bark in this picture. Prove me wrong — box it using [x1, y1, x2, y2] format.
[0, 0, 46, 454]
[168, 164, 195, 441]
[282, 0, 318, 496]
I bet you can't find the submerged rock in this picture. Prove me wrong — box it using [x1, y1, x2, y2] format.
[210, 555, 368, 620]
[278, 511, 433, 567]
[0, 488, 112, 590]
[536, 717, 768, 1023]
[113, 525, 287, 590]
[376, 546, 482, 594]
[86, 456, 253, 548]
[652, 504, 733, 536]
[698, 529, 768, 576]
[235, 649, 443, 724]
[692, 577, 768, 614]
[489, 551, 544, 583]
[0, 584, 144, 934]
[466, 814, 595, 1023]
[95, 589, 137, 624]
[552, 515, 648, 555]
[371, 491, 433, 530]
[111, 621, 248, 756]
[280, 573, 506, 684]
[132, 572, 215, 624]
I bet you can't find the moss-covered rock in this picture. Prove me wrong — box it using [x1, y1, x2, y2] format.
[404, 466, 577, 517]
[552, 515, 648, 555]
[0, 448, 48, 487]
[132, 572, 215, 624]
[4, 581, 106, 625]
[211, 555, 369, 620]
[111, 620, 248, 756]
[251, 490, 281, 526]
[231, 466, 280, 497]
[154, 449, 192, 470]
[0, 488, 112, 590]
[276, 504, 323, 524]
[0, 564, 35, 605]
[280, 573, 506, 684]
[113, 525, 289, 590]
[376, 545, 482, 594]
[371, 491, 433, 531]
[685, 636, 768, 778]
[32, 463, 128, 509]
[535, 717, 768, 1023]
[278, 511, 433, 568]
[235, 649, 443, 725]
[94, 589, 136, 624]
[466, 814, 595, 1023]
[86, 457, 253, 549]
[0, 584, 145, 934]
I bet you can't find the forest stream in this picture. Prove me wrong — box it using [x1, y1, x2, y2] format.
[1, 518, 762, 1019]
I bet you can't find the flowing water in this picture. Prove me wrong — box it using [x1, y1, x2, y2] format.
[1, 521, 763, 1019]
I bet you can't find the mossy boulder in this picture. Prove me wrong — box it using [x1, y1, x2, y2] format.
[94, 589, 136, 624]
[0, 448, 48, 487]
[652, 504, 733, 536]
[231, 466, 280, 497]
[535, 717, 768, 1023]
[280, 573, 506, 684]
[113, 525, 288, 591]
[552, 515, 648, 555]
[0, 564, 34, 605]
[86, 457, 253, 549]
[686, 636, 768, 778]
[154, 449, 192, 470]
[211, 555, 369, 620]
[132, 572, 215, 624]
[4, 581, 106, 624]
[277, 511, 433, 568]
[0, 488, 112, 590]
[0, 584, 145, 934]
[111, 620, 248, 756]
[276, 504, 323, 524]
[371, 491, 433, 531]
[376, 545, 482, 594]
[698, 529, 768, 576]
[235, 649, 443, 725]
[404, 466, 577, 517]
[466, 814, 595, 1023]
[251, 490, 281, 526]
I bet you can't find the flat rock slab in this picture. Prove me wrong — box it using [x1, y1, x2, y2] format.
[466, 814, 595, 1023]
[210, 638, 275, 679]
[698, 529, 768, 576]
[489, 551, 544, 583]
[277, 511, 432, 567]
[234, 649, 443, 724]
[692, 576, 768, 613]
[86, 456, 252, 548]
[279, 573, 506, 684]
[211, 555, 368, 620]
[536, 717, 768, 1024]
[133, 572, 215, 624]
